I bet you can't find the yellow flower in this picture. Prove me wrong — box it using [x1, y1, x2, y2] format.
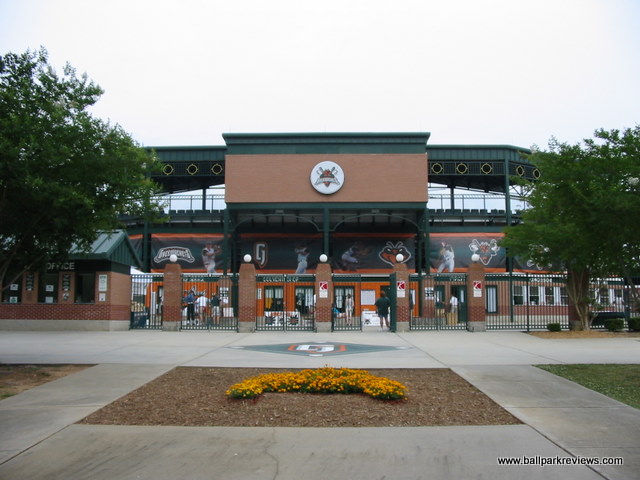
[226, 367, 406, 401]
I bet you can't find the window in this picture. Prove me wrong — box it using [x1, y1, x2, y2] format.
[2, 277, 21, 303]
[544, 287, 555, 305]
[513, 285, 524, 305]
[294, 286, 314, 314]
[265, 286, 283, 311]
[334, 286, 355, 312]
[598, 287, 610, 305]
[528, 286, 540, 305]
[75, 273, 95, 303]
[38, 273, 58, 303]
[560, 287, 568, 305]
[486, 285, 498, 313]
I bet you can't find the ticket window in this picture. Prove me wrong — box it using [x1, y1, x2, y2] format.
[334, 286, 355, 313]
[295, 287, 314, 314]
[265, 286, 284, 311]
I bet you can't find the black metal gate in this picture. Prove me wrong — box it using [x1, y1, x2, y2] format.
[410, 273, 468, 330]
[332, 274, 362, 331]
[181, 274, 238, 331]
[130, 273, 164, 329]
[256, 274, 315, 331]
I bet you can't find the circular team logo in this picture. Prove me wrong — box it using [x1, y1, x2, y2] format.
[310, 161, 344, 194]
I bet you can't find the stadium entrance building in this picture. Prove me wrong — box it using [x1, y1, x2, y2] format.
[130, 132, 537, 276]
[120, 133, 563, 333]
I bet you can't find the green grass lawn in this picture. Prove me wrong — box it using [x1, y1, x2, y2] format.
[537, 364, 640, 409]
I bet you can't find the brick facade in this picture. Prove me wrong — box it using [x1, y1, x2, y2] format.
[0, 270, 133, 330]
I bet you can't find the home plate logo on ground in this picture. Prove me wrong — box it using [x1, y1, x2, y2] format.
[230, 342, 411, 357]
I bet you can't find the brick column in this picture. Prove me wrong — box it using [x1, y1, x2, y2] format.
[238, 260, 257, 332]
[314, 261, 333, 333]
[162, 262, 183, 331]
[393, 262, 410, 332]
[466, 260, 486, 332]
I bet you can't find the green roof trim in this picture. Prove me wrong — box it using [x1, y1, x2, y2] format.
[148, 145, 227, 162]
[426, 144, 532, 161]
[223, 132, 431, 155]
[69, 231, 143, 269]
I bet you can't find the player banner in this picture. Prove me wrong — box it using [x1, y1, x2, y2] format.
[332, 233, 415, 273]
[430, 233, 506, 273]
[150, 233, 224, 273]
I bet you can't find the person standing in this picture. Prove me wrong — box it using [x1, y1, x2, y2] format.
[210, 291, 221, 325]
[375, 290, 392, 330]
[184, 289, 196, 325]
[448, 294, 459, 325]
[345, 293, 354, 326]
[195, 292, 208, 326]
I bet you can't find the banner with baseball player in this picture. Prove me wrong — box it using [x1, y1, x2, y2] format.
[429, 232, 557, 273]
[238, 233, 323, 273]
[332, 233, 415, 273]
[150, 233, 224, 273]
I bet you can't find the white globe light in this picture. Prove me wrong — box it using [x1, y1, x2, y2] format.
[243, 254, 252, 263]
[471, 253, 480, 263]
[395, 253, 404, 263]
[319, 254, 328, 263]
[169, 254, 178, 263]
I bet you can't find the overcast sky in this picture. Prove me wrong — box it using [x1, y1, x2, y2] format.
[1, 0, 639, 150]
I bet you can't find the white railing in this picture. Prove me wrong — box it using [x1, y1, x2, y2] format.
[155, 194, 227, 212]
[153, 192, 527, 214]
[427, 193, 529, 213]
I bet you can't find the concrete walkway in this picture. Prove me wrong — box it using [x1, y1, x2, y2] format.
[0, 330, 638, 479]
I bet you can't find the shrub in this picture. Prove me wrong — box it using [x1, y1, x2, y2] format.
[547, 323, 562, 332]
[604, 318, 624, 332]
[226, 367, 407, 401]
[628, 318, 640, 332]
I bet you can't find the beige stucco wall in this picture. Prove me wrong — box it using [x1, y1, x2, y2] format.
[225, 154, 428, 203]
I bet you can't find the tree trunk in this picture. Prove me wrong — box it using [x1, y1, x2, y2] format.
[567, 268, 591, 330]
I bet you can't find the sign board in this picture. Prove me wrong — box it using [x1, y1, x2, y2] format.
[473, 281, 483, 298]
[319, 281, 328, 298]
[396, 280, 406, 298]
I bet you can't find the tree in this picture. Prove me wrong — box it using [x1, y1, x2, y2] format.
[0, 48, 162, 290]
[502, 127, 640, 330]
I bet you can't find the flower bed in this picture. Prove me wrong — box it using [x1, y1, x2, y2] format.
[226, 367, 407, 401]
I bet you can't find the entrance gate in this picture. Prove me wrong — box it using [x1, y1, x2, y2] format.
[410, 273, 468, 330]
[181, 274, 238, 330]
[332, 274, 396, 332]
[130, 273, 164, 329]
[255, 274, 315, 331]
[332, 275, 361, 331]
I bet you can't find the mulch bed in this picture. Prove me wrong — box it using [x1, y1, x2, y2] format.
[78, 367, 522, 427]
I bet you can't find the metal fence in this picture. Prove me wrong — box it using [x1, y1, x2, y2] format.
[181, 274, 238, 331]
[485, 273, 569, 330]
[131, 271, 633, 332]
[255, 274, 316, 331]
[130, 273, 164, 329]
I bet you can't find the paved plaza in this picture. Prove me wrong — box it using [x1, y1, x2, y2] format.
[0, 330, 638, 479]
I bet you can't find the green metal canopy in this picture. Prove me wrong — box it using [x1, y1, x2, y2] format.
[69, 231, 143, 269]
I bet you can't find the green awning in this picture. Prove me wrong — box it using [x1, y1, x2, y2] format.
[69, 231, 143, 269]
